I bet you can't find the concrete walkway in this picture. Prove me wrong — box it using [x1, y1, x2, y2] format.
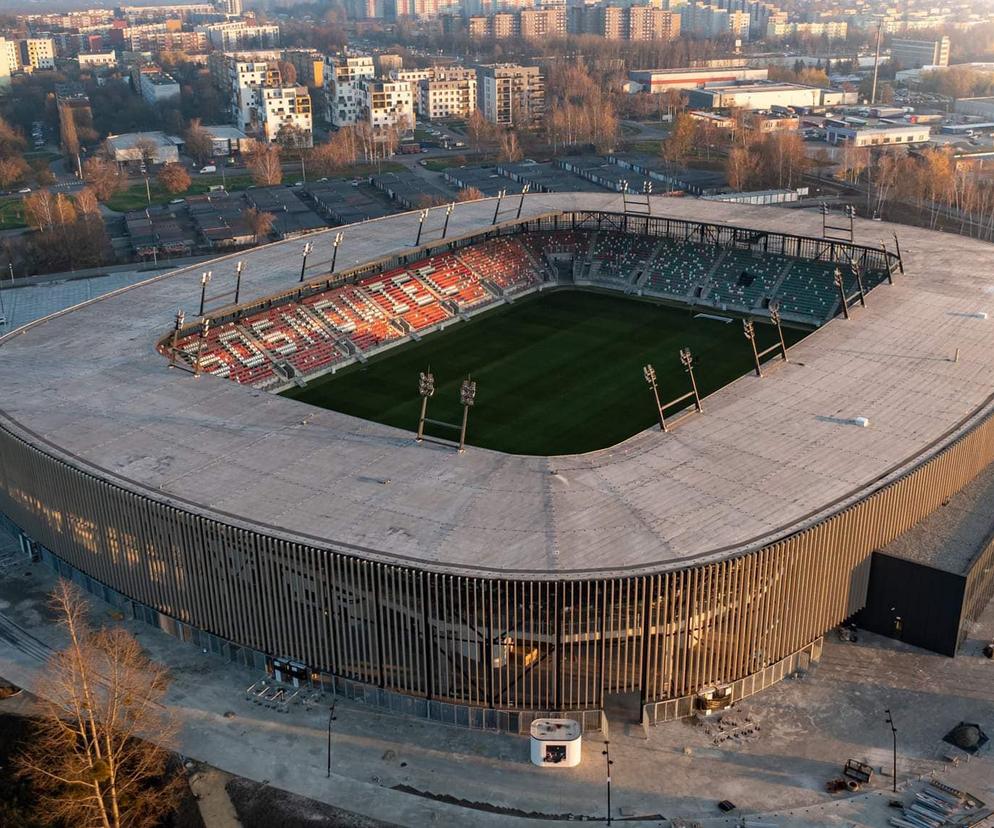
[1, 545, 992, 827]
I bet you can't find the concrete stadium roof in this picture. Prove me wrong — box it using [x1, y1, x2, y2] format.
[3, 193, 994, 579]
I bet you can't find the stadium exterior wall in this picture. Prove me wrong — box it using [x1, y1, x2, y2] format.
[3, 381, 994, 727]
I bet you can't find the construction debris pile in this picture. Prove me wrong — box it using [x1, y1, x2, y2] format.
[889, 781, 991, 828]
[696, 710, 761, 746]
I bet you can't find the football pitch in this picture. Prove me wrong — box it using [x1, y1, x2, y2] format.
[284, 290, 807, 455]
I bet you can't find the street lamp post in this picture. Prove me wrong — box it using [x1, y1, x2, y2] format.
[144, 175, 151, 205]
[885, 709, 898, 793]
[602, 741, 614, 826]
[326, 701, 337, 779]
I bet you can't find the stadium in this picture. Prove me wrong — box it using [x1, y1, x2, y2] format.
[2, 191, 994, 733]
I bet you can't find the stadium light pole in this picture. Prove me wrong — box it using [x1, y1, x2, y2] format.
[833, 267, 850, 319]
[194, 316, 210, 377]
[769, 302, 788, 363]
[416, 208, 429, 246]
[884, 709, 898, 793]
[743, 319, 762, 377]
[643, 363, 665, 432]
[458, 376, 477, 453]
[442, 203, 454, 239]
[299, 241, 313, 283]
[198, 270, 212, 316]
[515, 184, 530, 220]
[233, 260, 244, 306]
[416, 367, 435, 442]
[492, 189, 506, 225]
[331, 231, 344, 273]
[170, 309, 185, 366]
[680, 347, 702, 411]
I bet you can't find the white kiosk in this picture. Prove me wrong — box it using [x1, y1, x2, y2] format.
[530, 718, 582, 768]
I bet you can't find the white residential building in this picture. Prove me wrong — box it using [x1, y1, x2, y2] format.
[477, 63, 544, 127]
[0, 38, 16, 91]
[358, 78, 414, 139]
[417, 69, 477, 120]
[77, 51, 118, 70]
[259, 86, 313, 146]
[19, 38, 56, 71]
[199, 22, 281, 50]
[326, 56, 375, 128]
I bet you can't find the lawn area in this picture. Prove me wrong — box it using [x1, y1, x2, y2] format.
[0, 198, 26, 230]
[284, 290, 804, 455]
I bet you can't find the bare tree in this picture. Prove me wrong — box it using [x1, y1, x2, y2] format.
[498, 130, 522, 163]
[16, 581, 183, 828]
[466, 109, 492, 154]
[184, 118, 214, 165]
[0, 156, 29, 190]
[457, 186, 485, 202]
[83, 157, 124, 203]
[157, 162, 191, 195]
[74, 187, 101, 217]
[660, 112, 695, 166]
[244, 140, 283, 186]
[132, 137, 158, 169]
[24, 190, 57, 231]
[59, 103, 80, 159]
[245, 207, 275, 243]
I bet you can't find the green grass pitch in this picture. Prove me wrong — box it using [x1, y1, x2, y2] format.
[283, 290, 807, 456]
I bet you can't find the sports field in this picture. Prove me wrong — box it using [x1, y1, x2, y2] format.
[284, 291, 806, 455]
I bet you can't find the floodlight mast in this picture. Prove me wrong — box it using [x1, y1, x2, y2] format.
[442, 203, 454, 238]
[834, 267, 850, 319]
[198, 270, 212, 316]
[458, 376, 477, 453]
[680, 347, 702, 411]
[170, 309, 186, 366]
[643, 363, 665, 431]
[299, 241, 313, 283]
[234, 260, 244, 305]
[331, 232, 344, 273]
[194, 316, 211, 377]
[416, 208, 429, 246]
[415, 367, 435, 442]
[742, 319, 762, 377]
[769, 301, 789, 363]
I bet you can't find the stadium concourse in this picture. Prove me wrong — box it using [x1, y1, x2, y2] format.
[2, 192, 994, 731]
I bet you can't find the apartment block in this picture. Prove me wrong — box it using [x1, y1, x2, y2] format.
[19, 38, 56, 71]
[417, 69, 477, 119]
[326, 55, 376, 128]
[477, 63, 544, 128]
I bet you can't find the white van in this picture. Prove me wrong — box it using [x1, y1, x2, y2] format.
[199, 165, 217, 174]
